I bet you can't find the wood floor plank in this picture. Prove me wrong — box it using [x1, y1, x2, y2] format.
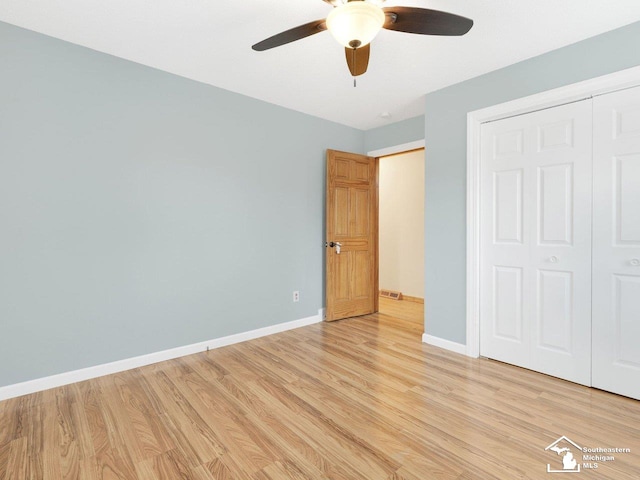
[1, 298, 639, 479]
[178, 373, 276, 475]
[3, 437, 27, 480]
[109, 372, 170, 461]
[201, 457, 234, 480]
[42, 394, 62, 480]
[245, 378, 385, 480]
[0, 440, 11, 480]
[143, 371, 225, 468]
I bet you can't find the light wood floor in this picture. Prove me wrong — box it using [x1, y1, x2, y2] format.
[1, 299, 639, 479]
[378, 296, 423, 322]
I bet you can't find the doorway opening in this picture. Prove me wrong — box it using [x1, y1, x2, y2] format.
[377, 147, 425, 326]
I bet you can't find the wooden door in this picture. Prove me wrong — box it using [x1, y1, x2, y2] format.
[326, 150, 378, 321]
[592, 85, 640, 400]
[480, 100, 593, 385]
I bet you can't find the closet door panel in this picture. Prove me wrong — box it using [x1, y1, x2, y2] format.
[593, 86, 640, 400]
[480, 100, 592, 385]
[480, 121, 530, 368]
[530, 102, 592, 385]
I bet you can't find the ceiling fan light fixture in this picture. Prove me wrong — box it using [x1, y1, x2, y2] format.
[326, 1, 385, 49]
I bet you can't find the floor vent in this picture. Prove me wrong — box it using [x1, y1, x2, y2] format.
[380, 289, 403, 300]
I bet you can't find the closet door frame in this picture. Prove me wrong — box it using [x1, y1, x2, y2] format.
[466, 65, 640, 359]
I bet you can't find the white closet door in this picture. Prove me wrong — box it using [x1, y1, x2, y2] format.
[480, 100, 592, 385]
[593, 86, 640, 400]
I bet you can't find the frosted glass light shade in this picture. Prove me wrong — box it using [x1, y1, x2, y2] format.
[326, 1, 385, 48]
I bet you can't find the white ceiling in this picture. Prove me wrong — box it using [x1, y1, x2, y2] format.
[2, 0, 640, 130]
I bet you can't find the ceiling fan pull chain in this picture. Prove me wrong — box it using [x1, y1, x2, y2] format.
[352, 47, 357, 88]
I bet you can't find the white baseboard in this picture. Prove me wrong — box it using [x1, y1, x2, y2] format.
[0, 313, 322, 402]
[422, 333, 467, 356]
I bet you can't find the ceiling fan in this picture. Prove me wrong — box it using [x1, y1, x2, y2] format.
[252, 0, 473, 78]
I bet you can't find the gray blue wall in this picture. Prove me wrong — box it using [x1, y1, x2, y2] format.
[364, 115, 425, 153]
[424, 21, 640, 344]
[0, 22, 364, 387]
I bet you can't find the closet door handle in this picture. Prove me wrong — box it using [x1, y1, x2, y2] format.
[549, 256, 559, 263]
[630, 258, 640, 267]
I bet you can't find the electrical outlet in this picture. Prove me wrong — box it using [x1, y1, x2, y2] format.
[293, 291, 300, 302]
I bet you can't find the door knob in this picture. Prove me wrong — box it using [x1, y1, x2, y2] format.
[549, 256, 558, 263]
[631, 258, 640, 266]
[327, 241, 342, 254]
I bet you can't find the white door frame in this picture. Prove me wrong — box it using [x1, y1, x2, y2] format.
[368, 139, 425, 158]
[466, 65, 640, 358]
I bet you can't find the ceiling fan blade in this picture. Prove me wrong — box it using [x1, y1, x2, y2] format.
[252, 19, 327, 51]
[383, 7, 473, 36]
[345, 44, 370, 77]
